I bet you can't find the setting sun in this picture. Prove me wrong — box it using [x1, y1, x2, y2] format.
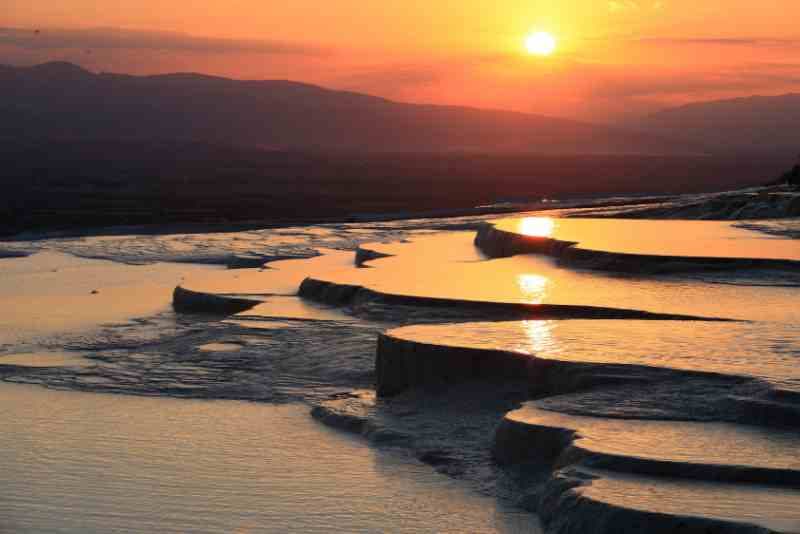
[525, 31, 557, 56]
[519, 217, 556, 237]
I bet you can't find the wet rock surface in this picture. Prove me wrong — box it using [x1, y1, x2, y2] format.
[538, 468, 779, 534]
[369, 313, 800, 532]
[354, 245, 394, 267]
[299, 277, 726, 323]
[3, 196, 800, 533]
[555, 185, 800, 222]
[475, 220, 800, 274]
[172, 286, 261, 314]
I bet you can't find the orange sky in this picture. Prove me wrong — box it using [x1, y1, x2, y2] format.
[3, 1, 800, 120]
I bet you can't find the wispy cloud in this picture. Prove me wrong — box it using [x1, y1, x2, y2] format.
[335, 66, 441, 96]
[0, 27, 327, 55]
[589, 62, 800, 100]
[637, 37, 800, 48]
[608, 0, 664, 12]
[1, 25, 798, 122]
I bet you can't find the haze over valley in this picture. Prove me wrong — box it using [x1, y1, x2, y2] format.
[1, 61, 797, 235]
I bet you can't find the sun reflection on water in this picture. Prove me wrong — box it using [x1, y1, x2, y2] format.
[517, 273, 550, 304]
[518, 217, 555, 238]
[520, 320, 556, 355]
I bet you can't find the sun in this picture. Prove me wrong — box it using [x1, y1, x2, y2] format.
[525, 32, 557, 56]
[519, 217, 555, 237]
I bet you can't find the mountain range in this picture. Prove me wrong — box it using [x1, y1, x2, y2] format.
[0, 61, 689, 155]
[2, 61, 796, 234]
[634, 93, 800, 156]
[3, 62, 797, 157]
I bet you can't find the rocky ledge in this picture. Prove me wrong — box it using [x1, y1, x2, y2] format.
[367, 321, 800, 533]
[474, 222, 800, 274]
[172, 286, 261, 314]
[299, 277, 725, 323]
[354, 245, 394, 267]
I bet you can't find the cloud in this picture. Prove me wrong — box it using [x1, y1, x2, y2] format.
[608, 1, 664, 12]
[589, 62, 800, 100]
[609, 1, 640, 12]
[637, 37, 800, 48]
[0, 27, 327, 55]
[335, 66, 441, 95]
[330, 52, 518, 101]
[2, 25, 798, 122]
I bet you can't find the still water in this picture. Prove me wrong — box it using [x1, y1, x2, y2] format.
[0, 238, 541, 532]
[2, 213, 798, 533]
[0, 384, 536, 533]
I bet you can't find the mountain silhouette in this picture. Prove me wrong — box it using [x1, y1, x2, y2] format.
[0, 62, 686, 155]
[636, 93, 800, 156]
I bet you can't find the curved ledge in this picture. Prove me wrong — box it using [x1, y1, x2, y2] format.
[354, 245, 394, 267]
[728, 395, 800, 428]
[310, 402, 371, 435]
[474, 222, 575, 259]
[374, 328, 727, 398]
[493, 407, 800, 489]
[493, 412, 575, 466]
[299, 277, 727, 322]
[0, 250, 32, 259]
[558, 246, 800, 274]
[495, 407, 800, 533]
[474, 222, 800, 274]
[310, 392, 411, 444]
[226, 254, 315, 269]
[172, 286, 261, 314]
[538, 469, 777, 534]
[376, 333, 538, 397]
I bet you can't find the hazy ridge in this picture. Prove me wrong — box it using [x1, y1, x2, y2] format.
[636, 93, 800, 155]
[1, 62, 796, 235]
[0, 61, 685, 155]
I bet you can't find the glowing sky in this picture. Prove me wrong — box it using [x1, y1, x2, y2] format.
[3, 1, 800, 120]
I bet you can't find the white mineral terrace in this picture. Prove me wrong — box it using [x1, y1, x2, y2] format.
[386, 320, 800, 392]
[493, 217, 800, 261]
[4, 210, 799, 534]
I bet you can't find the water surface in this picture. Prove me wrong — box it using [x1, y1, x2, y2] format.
[0, 384, 537, 534]
[495, 217, 800, 261]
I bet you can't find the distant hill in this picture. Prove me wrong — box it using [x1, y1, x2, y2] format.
[635, 94, 800, 157]
[0, 62, 686, 155]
